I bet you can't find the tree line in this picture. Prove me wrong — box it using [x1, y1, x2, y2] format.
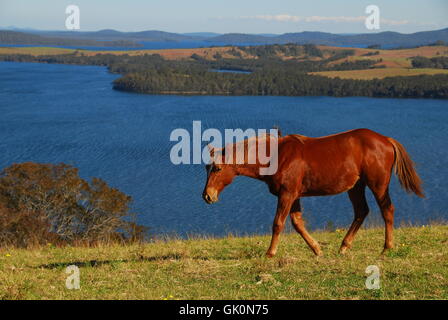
[1, 43, 447, 98]
[113, 70, 448, 98]
[411, 56, 448, 69]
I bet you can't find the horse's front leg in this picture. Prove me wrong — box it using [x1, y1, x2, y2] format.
[290, 199, 322, 256]
[266, 192, 295, 258]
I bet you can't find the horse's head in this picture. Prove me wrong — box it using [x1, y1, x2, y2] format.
[202, 146, 236, 204]
[202, 131, 280, 204]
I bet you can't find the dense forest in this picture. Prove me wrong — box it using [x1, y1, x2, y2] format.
[1, 43, 447, 98]
[112, 69, 448, 98]
[411, 56, 448, 69]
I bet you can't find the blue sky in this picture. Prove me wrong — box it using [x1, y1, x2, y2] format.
[1, 0, 447, 34]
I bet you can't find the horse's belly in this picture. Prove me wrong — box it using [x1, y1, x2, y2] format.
[301, 173, 360, 196]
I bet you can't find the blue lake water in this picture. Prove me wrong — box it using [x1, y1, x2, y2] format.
[0, 41, 236, 51]
[0, 61, 447, 237]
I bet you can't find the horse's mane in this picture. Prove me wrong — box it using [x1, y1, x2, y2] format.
[210, 131, 310, 165]
[290, 134, 307, 144]
[211, 133, 279, 164]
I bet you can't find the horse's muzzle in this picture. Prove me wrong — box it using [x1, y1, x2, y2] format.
[203, 189, 218, 204]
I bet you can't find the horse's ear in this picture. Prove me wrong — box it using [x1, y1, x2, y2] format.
[273, 125, 282, 137]
[207, 144, 214, 157]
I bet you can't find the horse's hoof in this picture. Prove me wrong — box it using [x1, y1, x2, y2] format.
[312, 248, 323, 257]
[265, 252, 275, 258]
[339, 246, 349, 255]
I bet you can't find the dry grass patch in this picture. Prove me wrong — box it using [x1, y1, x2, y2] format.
[310, 67, 448, 80]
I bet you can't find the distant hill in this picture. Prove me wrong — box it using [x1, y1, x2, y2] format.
[129, 30, 192, 41]
[182, 32, 222, 38]
[206, 33, 274, 44]
[28, 29, 195, 42]
[0, 30, 141, 47]
[208, 28, 448, 47]
[3, 28, 448, 48]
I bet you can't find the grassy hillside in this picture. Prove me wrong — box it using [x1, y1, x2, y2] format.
[2, 44, 448, 82]
[0, 45, 242, 59]
[310, 67, 448, 80]
[311, 45, 448, 79]
[0, 225, 446, 300]
[1, 44, 447, 62]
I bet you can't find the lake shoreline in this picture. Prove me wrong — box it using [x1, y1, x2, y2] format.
[0, 61, 446, 237]
[2, 44, 448, 99]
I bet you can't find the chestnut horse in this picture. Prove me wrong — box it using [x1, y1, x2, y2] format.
[202, 128, 424, 257]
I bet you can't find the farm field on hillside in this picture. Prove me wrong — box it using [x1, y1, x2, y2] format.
[310, 67, 448, 80]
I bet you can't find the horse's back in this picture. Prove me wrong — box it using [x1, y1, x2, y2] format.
[306, 128, 394, 167]
[283, 129, 395, 196]
[312, 128, 387, 142]
[300, 128, 392, 152]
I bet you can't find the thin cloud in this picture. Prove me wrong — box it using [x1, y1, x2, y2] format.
[304, 16, 365, 23]
[240, 14, 300, 22]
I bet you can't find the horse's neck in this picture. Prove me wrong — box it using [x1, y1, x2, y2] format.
[233, 135, 307, 180]
[233, 147, 272, 180]
[231, 135, 283, 180]
[235, 164, 262, 180]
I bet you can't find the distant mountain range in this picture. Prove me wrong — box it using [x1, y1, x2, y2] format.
[207, 29, 448, 47]
[182, 32, 221, 38]
[20, 29, 197, 42]
[0, 30, 142, 47]
[1, 28, 447, 48]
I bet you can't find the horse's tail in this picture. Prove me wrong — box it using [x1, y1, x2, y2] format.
[387, 137, 424, 198]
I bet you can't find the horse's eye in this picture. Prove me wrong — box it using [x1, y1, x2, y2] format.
[212, 166, 222, 172]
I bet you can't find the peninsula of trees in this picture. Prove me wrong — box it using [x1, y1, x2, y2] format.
[1, 43, 447, 98]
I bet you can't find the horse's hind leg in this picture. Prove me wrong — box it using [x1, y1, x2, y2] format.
[290, 199, 322, 256]
[371, 187, 395, 254]
[340, 181, 369, 254]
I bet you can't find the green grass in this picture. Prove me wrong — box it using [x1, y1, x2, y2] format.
[0, 225, 446, 300]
